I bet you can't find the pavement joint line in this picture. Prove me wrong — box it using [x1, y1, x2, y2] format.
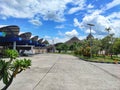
[32, 56, 60, 90]
[89, 62, 120, 80]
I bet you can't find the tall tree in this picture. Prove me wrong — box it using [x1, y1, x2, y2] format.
[113, 38, 120, 55]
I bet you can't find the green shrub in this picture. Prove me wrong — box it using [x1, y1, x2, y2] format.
[0, 49, 31, 90]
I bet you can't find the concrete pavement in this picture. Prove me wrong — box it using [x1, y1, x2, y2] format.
[0, 54, 120, 90]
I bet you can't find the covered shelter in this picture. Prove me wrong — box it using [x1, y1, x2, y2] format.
[18, 32, 32, 45]
[0, 25, 20, 50]
[30, 36, 39, 46]
[0, 25, 19, 37]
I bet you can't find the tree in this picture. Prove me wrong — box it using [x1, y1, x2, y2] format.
[101, 36, 111, 54]
[69, 42, 81, 51]
[104, 27, 112, 54]
[55, 43, 63, 53]
[61, 43, 69, 53]
[113, 38, 120, 55]
[92, 39, 102, 56]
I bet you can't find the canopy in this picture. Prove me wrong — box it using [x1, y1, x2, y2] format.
[31, 36, 39, 41]
[0, 25, 20, 37]
[19, 32, 32, 40]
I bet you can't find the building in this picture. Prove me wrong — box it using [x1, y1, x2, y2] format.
[0, 25, 47, 56]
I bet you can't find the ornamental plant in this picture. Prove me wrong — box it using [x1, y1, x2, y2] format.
[0, 49, 31, 90]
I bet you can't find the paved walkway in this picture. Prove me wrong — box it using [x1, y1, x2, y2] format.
[1, 54, 120, 90]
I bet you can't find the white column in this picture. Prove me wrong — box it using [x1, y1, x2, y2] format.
[13, 41, 16, 50]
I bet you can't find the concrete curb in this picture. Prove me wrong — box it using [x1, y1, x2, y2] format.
[79, 57, 120, 64]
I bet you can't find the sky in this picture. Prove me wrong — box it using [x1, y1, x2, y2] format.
[0, 0, 120, 44]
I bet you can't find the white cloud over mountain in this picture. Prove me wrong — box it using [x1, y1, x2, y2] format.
[65, 29, 79, 37]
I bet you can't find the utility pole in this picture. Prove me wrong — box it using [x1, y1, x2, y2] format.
[52, 39, 55, 53]
[87, 23, 95, 58]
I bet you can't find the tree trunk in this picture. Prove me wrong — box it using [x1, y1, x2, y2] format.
[1, 75, 14, 90]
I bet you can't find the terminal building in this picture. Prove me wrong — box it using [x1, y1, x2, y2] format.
[0, 25, 48, 56]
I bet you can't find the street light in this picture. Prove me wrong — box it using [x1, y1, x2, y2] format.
[105, 27, 111, 55]
[87, 23, 95, 58]
[52, 39, 55, 53]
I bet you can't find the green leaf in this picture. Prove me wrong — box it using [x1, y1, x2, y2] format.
[3, 71, 8, 85]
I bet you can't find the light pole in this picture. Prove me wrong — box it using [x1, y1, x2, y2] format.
[105, 27, 111, 55]
[87, 23, 95, 58]
[52, 39, 55, 53]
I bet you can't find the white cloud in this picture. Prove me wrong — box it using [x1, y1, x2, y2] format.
[0, 0, 73, 22]
[107, 12, 120, 19]
[0, 25, 8, 28]
[68, 7, 83, 14]
[47, 36, 69, 44]
[53, 37, 69, 43]
[87, 4, 94, 9]
[74, 9, 120, 38]
[106, 0, 120, 10]
[65, 29, 79, 37]
[74, 18, 81, 28]
[79, 13, 111, 35]
[29, 19, 42, 26]
[68, 0, 86, 14]
[85, 29, 96, 34]
[78, 36, 86, 40]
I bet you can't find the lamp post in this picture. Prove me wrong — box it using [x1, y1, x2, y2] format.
[87, 23, 95, 58]
[52, 39, 55, 53]
[105, 27, 111, 55]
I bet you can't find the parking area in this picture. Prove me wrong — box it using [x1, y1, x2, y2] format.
[1, 54, 120, 90]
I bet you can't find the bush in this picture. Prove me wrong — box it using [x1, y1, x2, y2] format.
[0, 49, 31, 90]
[82, 46, 90, 57]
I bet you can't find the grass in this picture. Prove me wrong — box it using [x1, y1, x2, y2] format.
[77, 55, 120, 64]
[55, 51, 120, 64]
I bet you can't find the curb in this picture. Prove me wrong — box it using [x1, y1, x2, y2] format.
[79, 58, 120, 64]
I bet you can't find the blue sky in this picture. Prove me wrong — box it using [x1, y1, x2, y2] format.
[0, 0, 120, 43]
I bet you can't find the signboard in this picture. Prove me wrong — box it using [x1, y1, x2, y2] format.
[0, 32, 6, 37]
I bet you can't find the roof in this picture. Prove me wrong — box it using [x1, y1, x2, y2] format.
[65, 36, 81, 45]
[31, 36, 39, 41]
[86, 33, 94, 40]
[19, 32, 32, 40]
[38, 38, 43, 43]
[0, 25, 20, 37]
[42, 40, 49, 44]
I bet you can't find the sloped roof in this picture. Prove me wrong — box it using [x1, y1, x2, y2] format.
[38, 38, 43, 43]
[19, 32, 32, 40]
[86, 33, 94, 40]
[65, 36, 81, 45]
[42, 40, 49, 44]
[31, 36, 39, 41]
[0, 25, 20, 37]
